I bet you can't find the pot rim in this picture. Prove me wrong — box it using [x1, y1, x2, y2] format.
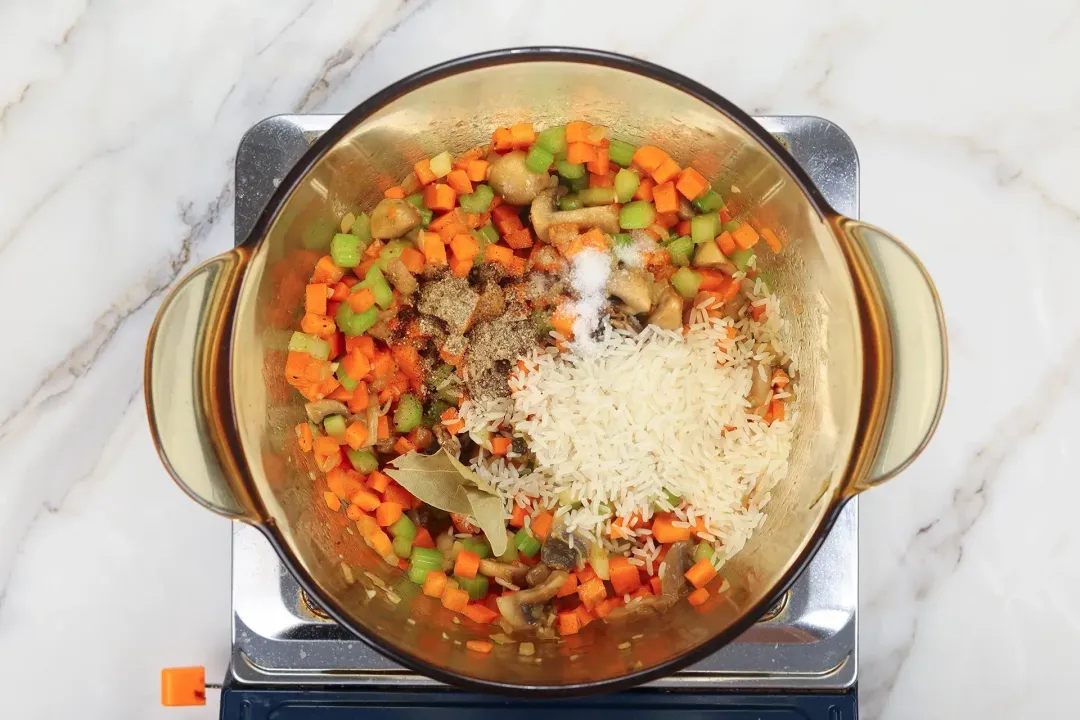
[243, 46, 854, 697]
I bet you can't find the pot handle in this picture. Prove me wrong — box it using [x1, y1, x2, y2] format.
[144, 250, 261, 523]
[839, 219, 948, 490]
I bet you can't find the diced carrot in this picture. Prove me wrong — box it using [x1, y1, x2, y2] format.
[349, 335, 376, 359]
[632, 145, 668, 172]
[326, 384, 353, 402]
[399, 247, 425, 275]
[351, 489, 381, 512]
[383, 186, 406, 199]
[577, 565, 597, 585]
[489, 437, 512, 457]
[558, 611, 580, 636]
[557, 573, 579, 598]
[750, 303, 768, 322]
[654, 211, 679, 230]
[344, 422, 369, 450]
[675, 219, 692, 236]
[697, 269, 728, 292]
[688, 587, 710, 607]
[675, 167, 709, 200]
[323, 490, 341, 512]
[769, 397, 786, 422]
[772, 369, 790, 387]
[574, 604, 595, 627]
[383, 483, 416, 509]
[491, 127, 513, 152]
[530, 511, 553, 540]
[484, 243, 514, 265]
[503, 227, 533, 250]
[685, 558, 718, 589]
[377, 415, 390, 440]
[652, 181, 678, 214]
[446, 168, 473, 194]
[631, 585, 654, 601]
[346, 287, 376, 313]
[509, 503, 529, 528]
[588, 170, 614, 189]
[649, 576, 663, 595]
[300, 313, 336, 338]
[422, 234, 448, 266]
[577, 577, 608, 611]
[551, 307, 575, 339]
[368, 529, 394, 559]
[423, 570, 448, 598]
[462, 604, 497, 625]
[340, 353, 370, 382]
[355, 513, 380, 539]
[593, 597, 625, 619]
[313, 435, 340, 456]
[466, 159, 490, 183]
[441, 587, 470, 613]
[491, 204, 522, 233]
[609, 556, 643, 595]
[716, 231, 736, 257]
[424, 183, 458, 212]
[450, 233, 480, 263]
[651, 513, 692, 543]
[448, 254, 472, 278]
[509, 122, 535, 148]
[414, 158, 436, 186]
[413, 527, 434, 549]
[760, 227, 783, 253]
[311, 255, 345, 283]
[345, 504, 364, 521]
[633, 177, 655, 202]
[731, 223, 760, 249]
[367, 470, 390, 493]
[651, 157, 681, 185]
[465, 639, 494, 653]
[393, 436, 415, 454]
[375, 501, 403, 528]
[503, 256, 526, 278]
[586, 147, 610, 175]
[566, 142, 597, 164]
[453, 549, 481, 579]
[565, 121, 590, 144]
[305, 283, 329, 315]
[295, 423, 313, 453]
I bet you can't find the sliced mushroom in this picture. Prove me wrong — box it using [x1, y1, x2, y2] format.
[747, 359, 773, 415]
[603, 596, 675, 624]
[606, 267, 652, 314]
[479, 559, 529, 585]
[525, 563, 552, 587]
[529, 188, 621, 241]
[385, 258, 418, 295]
[720, 292, 749, 322]
[432, 421, 461, 458]
[487, 150, 551, 205]
[677, 197, 696, 221]
[304, 400, 349, 424]
[661, 541, 694, 599]
[496, 570, 569, 629]
[540, 514, 589, 571]
[692, 241, 738, 275]
[647, 286, 683, 330]
[370, 198, 422, 239]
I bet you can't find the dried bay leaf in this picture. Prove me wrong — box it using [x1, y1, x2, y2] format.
[386, 449, 507, 554]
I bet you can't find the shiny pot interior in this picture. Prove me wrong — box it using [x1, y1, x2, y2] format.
[146, 49, 946, 694]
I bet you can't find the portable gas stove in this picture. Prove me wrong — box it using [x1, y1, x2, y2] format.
[221, 114, 860, 719]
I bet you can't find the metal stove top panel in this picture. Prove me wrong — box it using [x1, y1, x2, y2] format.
[231, 114, 858, 691]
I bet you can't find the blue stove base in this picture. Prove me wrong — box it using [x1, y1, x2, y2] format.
[221, 687, 857, 719]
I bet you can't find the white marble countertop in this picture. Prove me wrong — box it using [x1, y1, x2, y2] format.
[2, 0, 1078, 717]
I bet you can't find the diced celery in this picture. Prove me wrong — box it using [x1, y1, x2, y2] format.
[405, 194, 433, 226]
[755, 270, 774, 293]
[732, 247, 755, 272]
[407, 564, 428, 584]
[348, 449, 379, 473]
[288, 331, 330, 360]
[376, 239, 410, 272]
[612, 232, 632, 248]
[530, 310, 553, 335]
[393, 535, 413, 560]
[579, 187, 615, 206]
[405, 193, 425, 209]
[330, 233, 364, 268]
[322, 415, 347, 442]
[607, 139, 637, 167]
[456, 574, 489, 601]
[358, 266, 394, 309]
[692, 241, 726, 268]
[566, 173, 589, 192]
[423, 399, 452, 427]
[394, 394, 422, 433]
[468, 228, 491, 257]
[619, 201, 656, 230]
[559, 194, 583, 211]
[513, 528, 541, 558]
[692, 190, 725, 213]
[691, 213, 720, 244]
[350, 212, 372, 243]
[478, 222, 500, 244]
[663, 488, 682, 505]
[672, 267, 703, 299]
[722, 220, 742, 234]
[693, 542, 715, 563]
[462, 538, 492, 559]
[429, 151, 452, 178]
[536, 125, 568, 155]
[336, 364, 359, 391]
[335, 304, 379, 336]
[614, 168, 640, 203]
[555, 158, 586, 180]
[525, 146, 554, 174]
[459, 184, 495, 213]
[664, 235, 694, 267]
[410, 547, 443, 570]
[389, 514, 417, 542]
